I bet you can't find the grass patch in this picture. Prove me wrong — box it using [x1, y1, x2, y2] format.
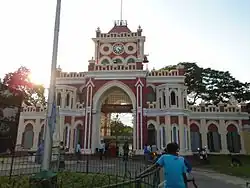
[0, 172, 127, 188]
[200, 155, 250, 178]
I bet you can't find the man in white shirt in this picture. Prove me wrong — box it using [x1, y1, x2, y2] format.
[76, 142, 81, 163]
[99, 140, 105, 160]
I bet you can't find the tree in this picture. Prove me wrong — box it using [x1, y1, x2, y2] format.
[161, 63, 250, 104]
[3, 66, 46, 105]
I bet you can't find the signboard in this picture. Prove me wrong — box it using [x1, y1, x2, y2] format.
[0, 84, 23, 153]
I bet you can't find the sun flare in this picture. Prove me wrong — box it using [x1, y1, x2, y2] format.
[29, 71, 49, 87]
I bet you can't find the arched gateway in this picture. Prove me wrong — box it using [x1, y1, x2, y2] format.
[91, 80, 140, 153]
[16, 19, 249, 155]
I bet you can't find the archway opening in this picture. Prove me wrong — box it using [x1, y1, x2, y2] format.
[227, 124, 241, 153]
[190, 123, 202, 152]
[96, 86, 134, 156]
[74, 124, 84, 149]
[207, 124, 221, 152]
[147, 124, 156, 146]
[22, 123, 34, 149]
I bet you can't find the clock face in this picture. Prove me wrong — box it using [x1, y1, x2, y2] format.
[113, 43, 124, 55]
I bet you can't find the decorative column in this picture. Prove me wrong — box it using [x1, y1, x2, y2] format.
[219, 120, 228, 154]
[200, 119, 207, 148]
[32, 118, 40, 150]
[16, 116, 25, 147]
[135, 78, 144, 151]
[85, 79, 94, 151]
[187, 117, 192, 153]
[91, 110, 101, 154]
[132, 110, 137, 151]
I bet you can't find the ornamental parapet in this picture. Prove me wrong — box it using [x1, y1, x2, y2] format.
[21, 102, 85, 114]
[146, 101, 248, 113]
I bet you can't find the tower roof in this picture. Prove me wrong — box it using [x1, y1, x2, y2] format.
[108, 20, 131, 34]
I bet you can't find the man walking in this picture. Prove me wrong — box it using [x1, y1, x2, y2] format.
[141, 143, 188, 188]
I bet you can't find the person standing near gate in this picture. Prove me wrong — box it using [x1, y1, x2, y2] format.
[59, 141, 65, 171]
[99, 140, 105, 160]
[123, 141, 129, 161]
[76, 142, 81, 163]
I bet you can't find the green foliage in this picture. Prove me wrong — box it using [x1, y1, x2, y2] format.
[109, 119, 133, 137]
[2, 66, 46, 106]
[0, 173, 125, 188]
[161, 62, 250, 104]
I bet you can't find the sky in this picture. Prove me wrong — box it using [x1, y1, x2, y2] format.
[0, 0, 250, 126]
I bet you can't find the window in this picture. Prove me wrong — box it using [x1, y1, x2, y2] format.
[101, 59, 110, 65]
[170, 91, 176, 105]
[113, 59, 122, 64]
[127, 58, 135, 63]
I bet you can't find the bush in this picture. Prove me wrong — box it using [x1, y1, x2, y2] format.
[0, 172, 125, 188]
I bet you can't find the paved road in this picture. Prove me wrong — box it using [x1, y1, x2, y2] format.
[0, 158, 249, 187]
[191, 169, 248, 188]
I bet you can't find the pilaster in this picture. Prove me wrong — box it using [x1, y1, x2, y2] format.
[238, 120, 245, 154]
[219, 120, 229, 154]
[200, 119, 207, 148]
[178, 116, 185, 153]
[165, 115, 171, 144]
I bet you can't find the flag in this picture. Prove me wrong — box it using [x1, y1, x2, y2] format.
[49, 101, 57, 135]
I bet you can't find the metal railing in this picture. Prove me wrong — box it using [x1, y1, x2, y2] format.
[0, 152, 160, 187]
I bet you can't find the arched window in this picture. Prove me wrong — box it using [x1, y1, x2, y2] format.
[66, 93, 70, 107]
[190, 123, 201, 151]
[57, 93, 61, 106]
[22, 124, 34, 149]
[147, 124, 156, 146]
[127, 58, 135, 63]
[170, 91, 176, 106]
[113, 58, 123, 64]
[147, 86, 156, 102]
[172, 126, 178, 143]
[101, 59, 110, 65]
[227, 124, 241, 153]
[207, 124, 221, 152]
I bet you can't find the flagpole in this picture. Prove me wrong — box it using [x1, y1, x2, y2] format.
[42, 0, 61, 171]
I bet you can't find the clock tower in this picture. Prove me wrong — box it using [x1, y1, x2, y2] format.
[92, 20, 146, 65]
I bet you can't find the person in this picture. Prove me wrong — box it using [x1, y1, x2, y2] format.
[99, 140, 105, 160]
[142, 143, 187, 188]
[76, 142, 81, 163]
[123, 141, 129, 161]
[59, 141, 65, 171]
